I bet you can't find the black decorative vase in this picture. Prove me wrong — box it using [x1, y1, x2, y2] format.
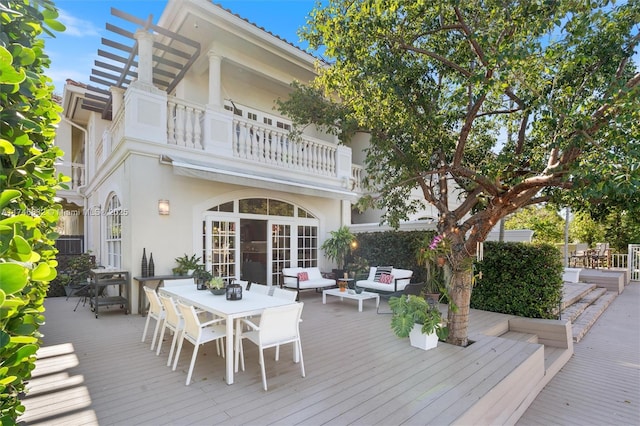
[148, 253, 155, 277]
[141, 248, 148, 277]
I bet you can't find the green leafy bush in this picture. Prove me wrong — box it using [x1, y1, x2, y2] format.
[472, 241, 563, 319]
[352, 230, 436, 284]
[1, 0, 65, 423]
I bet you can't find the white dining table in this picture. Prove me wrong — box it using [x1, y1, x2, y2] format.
[159, 285, 297, 385]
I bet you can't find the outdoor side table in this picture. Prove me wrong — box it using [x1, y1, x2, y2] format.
[89, 269, 130, 318]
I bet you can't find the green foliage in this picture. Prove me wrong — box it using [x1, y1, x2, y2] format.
[284, 0, 639, 345]
[208, 276, 225, 290]
[320, 225, 355, 269]
[389, 294, 445, 338]
[0, 0, 65, 422]
[472, 242, 563, 319]
[505, 205, 565, 244]
[569, 210, 605, 248]
[173, 254, 201, 275]
[600, 209, 640, 253]
[352, 230, 436, 284]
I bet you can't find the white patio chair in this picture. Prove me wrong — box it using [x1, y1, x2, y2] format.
[272, 287, 297, 301]
[157, 293, 213, 364]
[174, 301, 227, 385]
[156, 294, 185, 367]
[235, 302, 305, 391]
[270, 287, 301, 359]
[249, 283, 270, 295]
[232, 279, 249, 290]
[141, 286, 165, 351]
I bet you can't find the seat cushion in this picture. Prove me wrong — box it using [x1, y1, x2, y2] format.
[282, 267, 334, 289]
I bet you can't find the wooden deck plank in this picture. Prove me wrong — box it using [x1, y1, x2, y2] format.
[518, 282, 640, 426]
[17, 288, 582, 425]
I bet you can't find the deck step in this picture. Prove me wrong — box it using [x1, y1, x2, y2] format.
[500, 331, 538, 344]
[561, 282, 597, 310]
[561, 287, 608, 322]
[572, 291, 618, 342]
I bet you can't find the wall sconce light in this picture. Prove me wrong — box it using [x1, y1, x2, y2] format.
[158, 199, 170, 215]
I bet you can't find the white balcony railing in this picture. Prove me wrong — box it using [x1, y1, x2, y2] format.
[232, 118, 337, 176]
[98, 90, 363, 193]
[167, 97, 204, 149]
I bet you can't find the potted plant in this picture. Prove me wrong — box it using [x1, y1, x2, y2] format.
[208, 276, 226, 295]
[389, 294, 447, 350]
[321, 225, 355, 278]
[173, 254, 201, 276]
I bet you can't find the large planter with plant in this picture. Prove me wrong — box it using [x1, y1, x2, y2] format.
[409, 324, 439, 350]
[389, 294, 446, 351]
[321, 225, 355, 278]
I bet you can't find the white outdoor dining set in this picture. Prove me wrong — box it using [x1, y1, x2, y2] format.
[140, 279, 304, 390]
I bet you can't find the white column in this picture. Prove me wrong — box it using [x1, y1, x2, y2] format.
[134, 29, 154, 86]
[207, 50, 222, 107]
[110, 86, 125, 116]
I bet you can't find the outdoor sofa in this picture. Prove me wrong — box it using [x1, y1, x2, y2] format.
[281, 267, 336, 298]
[355, 266, 413, 293]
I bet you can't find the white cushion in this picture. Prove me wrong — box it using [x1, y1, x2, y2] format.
[281, 267, 334, 289]
[356, 267, 413, 292]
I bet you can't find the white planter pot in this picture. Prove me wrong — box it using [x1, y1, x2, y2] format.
[562, 268, 582, 283]
[409, 323, 438, 350]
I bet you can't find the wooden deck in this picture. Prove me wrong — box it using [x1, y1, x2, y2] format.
[20, 290, 573, 425]
[518, 281, 640, 425]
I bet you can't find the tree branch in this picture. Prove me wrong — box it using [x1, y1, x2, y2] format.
[453, 7, 488, 67]
[393, 40, 473, 77]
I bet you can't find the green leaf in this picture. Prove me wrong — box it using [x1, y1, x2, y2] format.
[0, 190, 21, 210]
[0, 263, 28, 294]
[31, 262, 51, 281]
[10, 235, 32, 261]
[0, 46, 26, 84]
[0, 139, 16, 154]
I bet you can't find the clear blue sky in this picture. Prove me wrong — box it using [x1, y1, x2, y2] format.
[43, 0, 317, 94]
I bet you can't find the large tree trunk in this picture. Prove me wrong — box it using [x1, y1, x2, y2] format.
[446, 268, 474, 347]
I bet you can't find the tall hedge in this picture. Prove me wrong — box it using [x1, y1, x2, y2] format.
[472, 241, 563, 319]
[0, 0, 65, 423]
[351, 230, 436, 283]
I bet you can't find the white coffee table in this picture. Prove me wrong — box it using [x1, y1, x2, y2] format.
[322, 288, 380, 312]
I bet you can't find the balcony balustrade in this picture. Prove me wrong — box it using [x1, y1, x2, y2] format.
[98, 92, 363, 193]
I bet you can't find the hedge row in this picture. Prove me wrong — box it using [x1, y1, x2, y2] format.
[350, 231, 563, 319]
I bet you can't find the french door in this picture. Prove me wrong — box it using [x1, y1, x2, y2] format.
[203, 217, 317, 285]
[269, 221, 292, 287]
[203, 218, 239, 281]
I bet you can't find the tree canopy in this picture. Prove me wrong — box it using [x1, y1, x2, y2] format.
[505, 205, 565, 244]
[280, 0, 639, 345]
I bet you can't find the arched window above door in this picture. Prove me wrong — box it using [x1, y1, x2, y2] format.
[207, 198, 316, 219]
